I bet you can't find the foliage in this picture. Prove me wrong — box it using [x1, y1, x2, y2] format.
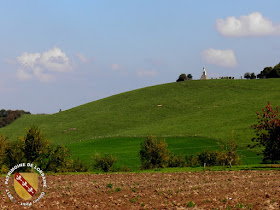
[176, 73, 192, 82]
[185, 155, 200, 167]
[5, 140, 25, 170]
[19, 125, 51, 163]
[0, 134, 8, 164]
[250, 102, 280, 163]
[257, 67, 273, 79]
[168, 154, 185, 167]
[198, 150, 220, 166]
[218, 134, 241, 167]
[0, 126, 88, 173]
[187, 74, 193, 80]
[0, 109, 30, 128]
[139, 136, 169, 169]
[0, 134, 9, 173]
[220, 76, 234, 79]
[71, 157, 89, 172]
[176, 73, 187, 82]
[250, 73, 256, 79]
[244, 72, 256, 80]
[41, 145, 73, 172]
[257, 63, 280, 79]
[244, 72, 251, 79]
[92, 153, 117, 172]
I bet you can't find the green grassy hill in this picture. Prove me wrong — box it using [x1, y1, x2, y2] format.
[1, 79, 278, 143]
[0, 79, 279, 168]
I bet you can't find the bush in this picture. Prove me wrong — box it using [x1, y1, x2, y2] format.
[71, 157, 89, 172]
[92, 153, 117, 172]
[218, 137, 241, 167]
[139, 136, 169, 169]
[185, 155, 200, 167]
[168, 154, 185, 167]
[198, 150, 219, 166]
[5, 140, 26, 170]
[40, 145, 73, 172]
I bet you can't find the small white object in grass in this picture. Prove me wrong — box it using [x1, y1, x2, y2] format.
[157, 105, 162, 107]
[229, 198, 232, 200]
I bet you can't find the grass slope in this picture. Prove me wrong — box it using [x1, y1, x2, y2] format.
[1, 79, 278, 144]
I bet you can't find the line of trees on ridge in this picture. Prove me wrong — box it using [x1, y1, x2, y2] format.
[245, 62, 280, 79]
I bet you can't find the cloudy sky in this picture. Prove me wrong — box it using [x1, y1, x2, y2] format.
[1, 1, 280, 113]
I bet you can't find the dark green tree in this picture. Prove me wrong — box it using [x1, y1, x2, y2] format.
[250, 72, 256, 79]
[257, 67, 273, 79]
[19, 125, 51, 163]
[176, 73, 187, 82]
[244, 72, 251, 79]
[187, 74, 193, 80]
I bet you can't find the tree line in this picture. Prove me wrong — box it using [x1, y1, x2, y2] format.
[0, 109, 30, 128]
[245, 62, 280, 79]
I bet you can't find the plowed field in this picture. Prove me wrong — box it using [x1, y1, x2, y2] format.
[1, 170, 280, 209]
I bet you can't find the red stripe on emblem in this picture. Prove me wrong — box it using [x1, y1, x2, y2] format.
[14, 173, 36, 197]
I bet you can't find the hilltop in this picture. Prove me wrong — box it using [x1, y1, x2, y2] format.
[0, 79, 279, 146]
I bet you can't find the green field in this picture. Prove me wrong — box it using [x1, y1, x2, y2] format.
[0, 79, 278, 168]
[67, 136, 262, 170]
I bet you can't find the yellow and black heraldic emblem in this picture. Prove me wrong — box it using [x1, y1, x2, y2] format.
[14, 173, 38, 200]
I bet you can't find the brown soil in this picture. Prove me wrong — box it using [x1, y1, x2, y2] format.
[1, 170, 280, 209]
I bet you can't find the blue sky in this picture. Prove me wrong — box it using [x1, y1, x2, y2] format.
[1, 1, 280, 113]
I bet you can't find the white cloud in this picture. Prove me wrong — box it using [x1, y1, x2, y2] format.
[40, 47, 71, 72]
[216, 12, 280, 37]
[201, 48, 238, 67]
[17, 52, 40, 68]
[137, 70, 157, 77]
[16, 47, 72, 82]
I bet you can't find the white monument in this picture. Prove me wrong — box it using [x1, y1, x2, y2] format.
[200, 67, 208, 80]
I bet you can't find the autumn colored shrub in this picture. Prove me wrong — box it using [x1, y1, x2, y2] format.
[250, 102, 280, 163]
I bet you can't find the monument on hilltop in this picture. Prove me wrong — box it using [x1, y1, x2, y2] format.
[200, 67, 209, 80]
